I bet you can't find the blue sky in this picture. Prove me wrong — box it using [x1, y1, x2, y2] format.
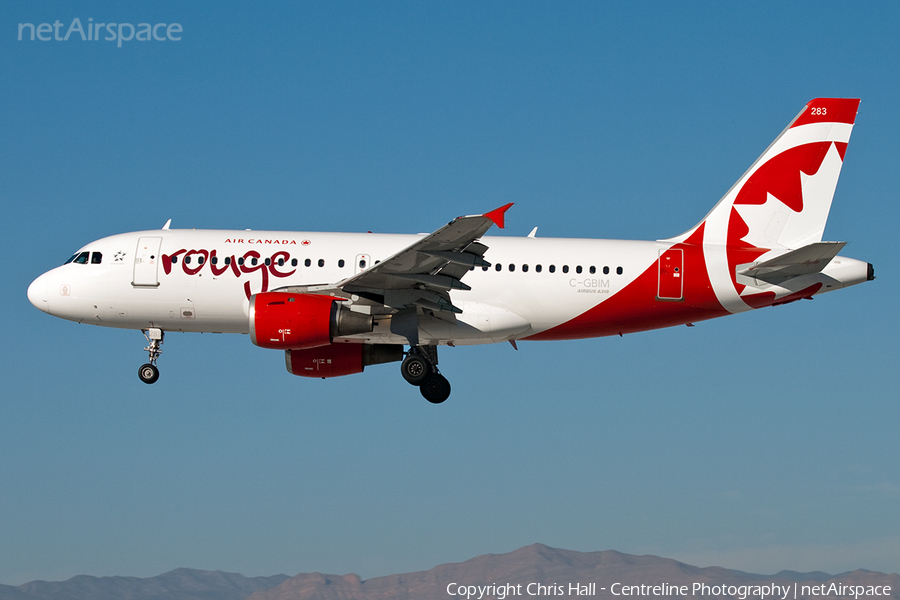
[2, 0, 898, 585]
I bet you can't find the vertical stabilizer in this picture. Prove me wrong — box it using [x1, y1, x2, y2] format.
[669, 98, 860, 314]
[673, 98, 860, 250]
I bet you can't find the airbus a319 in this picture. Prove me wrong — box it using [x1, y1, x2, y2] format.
[28, 98, 874, 403]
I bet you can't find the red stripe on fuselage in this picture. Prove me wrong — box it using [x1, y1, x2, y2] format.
[524, 225, 728, 341]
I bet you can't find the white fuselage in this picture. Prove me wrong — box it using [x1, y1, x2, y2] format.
[27, 228, 870, 347]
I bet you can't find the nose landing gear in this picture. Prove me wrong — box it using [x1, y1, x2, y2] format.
[401, 345, 451, 404]
[138, 328, 164, 384]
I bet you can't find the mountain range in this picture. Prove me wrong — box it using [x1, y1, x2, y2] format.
[1, 544, 897, 600]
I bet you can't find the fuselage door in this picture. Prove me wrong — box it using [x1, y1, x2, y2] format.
[133, 236, 163, 287]
[657, 248, 683, 300]
[355, 254, 371, 275]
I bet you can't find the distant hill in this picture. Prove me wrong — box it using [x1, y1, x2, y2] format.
[2, 545, 898, 600]
[0, 568, 288, 600]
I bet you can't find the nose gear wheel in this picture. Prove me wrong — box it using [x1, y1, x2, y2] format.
[138, 363, 159, 384]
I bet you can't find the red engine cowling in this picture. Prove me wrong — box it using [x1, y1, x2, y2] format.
[249, 292, 373, 350]
[286, 344, 404, 378]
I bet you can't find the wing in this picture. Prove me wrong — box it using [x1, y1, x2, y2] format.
[335, 203, 513, 314]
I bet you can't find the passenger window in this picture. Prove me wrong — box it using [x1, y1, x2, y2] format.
[549, 265, 556, 273]
[495, 264, 502, 272]
[291, 259, 298, 267]
[74, 251, 89, 264]
[562, 265, 569, 273]
[91, 252, 102, 264]
[171, 256, 178, 264]
[536, 264, 542, 273]
[603, 266, 609, 275]
[197, 255, 204, 265]
[482, 265, 489, 271]
[359, 259, 366, 268]
[251, 257, 258, 266]
[576, 265, 582, 274]
[185, 256, 192, 265]
[238, 257, 245, 266]
[318, 259, 325, 267]
[211, 256, 218, 265]
[508, 264, 515, 272]
[224, 257, 231, 265]
[338, 259, 345, 268]
[590, 266, 596, 274]
[278, 258, 285, 267]
[522, 264, 529, 272]
[305, 258, 311, 267]
[617, 266, 623, 275]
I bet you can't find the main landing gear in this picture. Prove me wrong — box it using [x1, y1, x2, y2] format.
[138, 328, 164, 384]
[401, 345, 451, 404]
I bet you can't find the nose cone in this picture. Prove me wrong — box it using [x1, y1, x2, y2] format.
[27, 274, 50, 314]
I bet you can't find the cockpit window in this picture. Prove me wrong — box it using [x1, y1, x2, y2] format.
[91, 252, 102, 264]
[64, 253, 78, 265]
[73, 251, 90, 265]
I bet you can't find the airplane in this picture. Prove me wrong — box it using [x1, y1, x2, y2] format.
[27, 98, 874, 404]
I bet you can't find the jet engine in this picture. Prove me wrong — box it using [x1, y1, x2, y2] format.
[249, 292, 374, 350]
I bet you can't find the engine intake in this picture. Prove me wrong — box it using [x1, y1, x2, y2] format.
[249, 292, 373, 350]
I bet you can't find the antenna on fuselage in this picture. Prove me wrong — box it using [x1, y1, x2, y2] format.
[162, 219, 172, 230]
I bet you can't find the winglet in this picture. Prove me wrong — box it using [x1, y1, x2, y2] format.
[483, 203, 514, 229]
[162, 219, 172, 230]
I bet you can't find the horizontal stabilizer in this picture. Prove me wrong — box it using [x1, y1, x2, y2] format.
[738, 241, 846, 284]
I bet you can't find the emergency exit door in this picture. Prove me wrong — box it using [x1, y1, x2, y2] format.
[657, 248, 683, 300]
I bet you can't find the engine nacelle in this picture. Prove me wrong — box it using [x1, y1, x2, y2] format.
[286, 344, 403, 378]
[249, 292, 373, 350]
